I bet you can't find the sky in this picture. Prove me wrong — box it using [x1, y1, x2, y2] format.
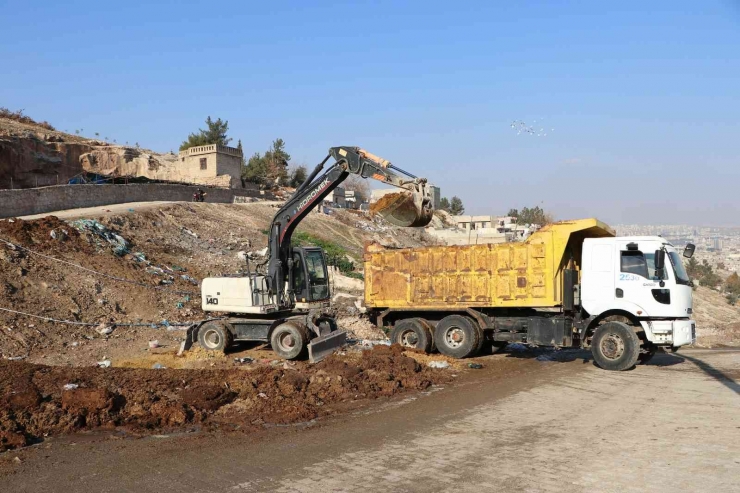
[1, 0, 739, 226]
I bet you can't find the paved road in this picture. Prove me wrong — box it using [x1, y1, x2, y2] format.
[2, 349, 739, 492]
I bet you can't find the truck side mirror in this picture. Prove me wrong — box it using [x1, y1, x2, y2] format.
[654, 249, 666, 279]
[683, 243, 695, 258]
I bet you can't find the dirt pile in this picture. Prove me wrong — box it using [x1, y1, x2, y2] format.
[0, 345, 449, 451]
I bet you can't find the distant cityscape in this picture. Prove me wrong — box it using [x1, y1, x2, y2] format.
[614, 224, 740, 274]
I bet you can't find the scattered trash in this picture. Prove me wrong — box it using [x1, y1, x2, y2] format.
[357, 339, 391, 347]
[468, 363, 483, 369]
[63, 383, 79, 390]
[70, 341, 79, 347]
[3, 356, 26, 361]
[234, 357, 254, 364]
[175, 302, 184, 309]
[13, 457, 22, 464]
[128, 208, 135, 212]
[170, 265, 185, 272]
[152, 363, 166, 369]
[283, 362, 297, 370]
[97, 360, 111, 368]
[182, 228, 198, 238]
[49, 229, 67, 241]
[149, 340, 160, 349]
[428, 361, 450, 369]
[96, 324, 114, 336]
[180, 274, 198, 285]
[146, 266, 165, 276]
[70, 219, 130, 256]
[257, 392, 267, 399]
[158, 279, 173, 285]
[132, 252, 147, 263]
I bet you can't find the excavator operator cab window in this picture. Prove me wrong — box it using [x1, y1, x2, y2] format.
[291, 248, 330, 302]
[304, 249, 330, 301]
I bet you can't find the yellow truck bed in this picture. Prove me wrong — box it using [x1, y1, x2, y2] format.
[364, 218, 615, 310]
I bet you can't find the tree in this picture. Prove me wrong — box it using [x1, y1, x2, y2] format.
[343, 174, 370, 203]
[242, 138, 291, 187]
[727, 293, 738, 306]
[725, 272, 740, 296]
[449, 196, 465, 215]
[180, 116, 231, 151]
[289, 165, 308, 188]
[686, 257, 699, 278]
[513, 206, 553, 226]
[439, 197, 451, 212]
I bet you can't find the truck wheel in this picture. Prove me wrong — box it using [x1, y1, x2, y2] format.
[390, 318, 433, 353]
[197, 321, 233, 353]
[591, 321, 640, 371]
[434, 315, 481, 359]
[270, 322, 308, 360]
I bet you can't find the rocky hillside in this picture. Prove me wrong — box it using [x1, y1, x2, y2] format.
[0, 116, 186, 189]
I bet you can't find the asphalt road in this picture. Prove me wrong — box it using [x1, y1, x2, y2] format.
[2, 349, 739, 492]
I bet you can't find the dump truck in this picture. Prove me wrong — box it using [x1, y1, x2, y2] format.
[364, 218, 696, 371]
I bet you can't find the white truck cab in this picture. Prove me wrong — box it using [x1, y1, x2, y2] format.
[581, 236, 696, 349]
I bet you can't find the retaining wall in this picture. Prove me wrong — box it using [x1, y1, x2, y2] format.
[0, 183, 266, 218]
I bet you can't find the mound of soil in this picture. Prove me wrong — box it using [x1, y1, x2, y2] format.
[0, 345, 449, 451]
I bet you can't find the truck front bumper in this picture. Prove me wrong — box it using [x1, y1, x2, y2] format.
[639, 319, 696, 347]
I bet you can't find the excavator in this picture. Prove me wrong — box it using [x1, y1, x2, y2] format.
[186, 146, 434, 362]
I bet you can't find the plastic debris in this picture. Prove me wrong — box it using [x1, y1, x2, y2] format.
[428, 361, 450, 369]
[159, 279, 173, 285]
[258, 392, 267, 399]
[149, 340, 160, 349]
[4, 356, 26, 361]
[97, 360, 111, 368]
[175, 302, 184, 309]
[96, 324, 114, 336]
[132, 252, 147, 262]
[128, 208, 135, 212]
[152, 363, 166, 369]
[234, 357, 254, 364]
[182, 228, 198, 238]
[181, 275, 198, 285]
[63, 383, 79, 390]
[170, 265, 185, 272]
[358, 339, 392, 347]
[468, 363, 483, 369]
[70, 219, 130, 256]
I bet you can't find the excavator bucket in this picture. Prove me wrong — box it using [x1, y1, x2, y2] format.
[371, 190, 434, 228]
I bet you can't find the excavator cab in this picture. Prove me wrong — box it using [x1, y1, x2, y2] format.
[291, 247, 330, 307]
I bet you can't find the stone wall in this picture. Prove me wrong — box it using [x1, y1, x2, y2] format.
[0, 183, 266, 219]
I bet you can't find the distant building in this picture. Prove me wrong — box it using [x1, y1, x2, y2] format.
[323, 187, 346, 207]
[177, 144, 243, 188]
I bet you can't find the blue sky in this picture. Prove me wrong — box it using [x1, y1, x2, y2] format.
[2, 1, 739, 225]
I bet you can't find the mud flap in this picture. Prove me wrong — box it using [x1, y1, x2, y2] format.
[308, 330, 347, 363]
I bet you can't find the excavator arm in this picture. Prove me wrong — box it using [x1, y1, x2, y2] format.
[266, 146, 434, 305]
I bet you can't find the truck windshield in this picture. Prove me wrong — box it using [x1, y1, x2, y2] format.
[668, 251, 691, 285]
[305, 250, 329, 300]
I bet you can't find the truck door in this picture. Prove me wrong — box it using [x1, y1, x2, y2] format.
[615, 244, 672, 316]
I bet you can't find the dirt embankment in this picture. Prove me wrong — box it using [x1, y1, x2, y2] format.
[0, 345, 449, 452]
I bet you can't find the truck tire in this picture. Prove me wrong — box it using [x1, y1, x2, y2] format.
[591, 321, 640, 371]
[390, 318, 433, 353]
[434, 315, 482, 359]
[197, 321, 234, 353]
[270, 322, 308, 360]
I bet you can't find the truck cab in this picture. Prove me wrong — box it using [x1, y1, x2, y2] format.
[581, 236, 696, 349]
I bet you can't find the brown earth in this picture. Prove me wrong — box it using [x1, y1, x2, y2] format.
[0, 344, 450, 452]
[0, 202, 435, 365]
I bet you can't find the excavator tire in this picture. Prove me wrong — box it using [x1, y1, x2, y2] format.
[270, 321, 309, 360]
[197, 321, 234, 353]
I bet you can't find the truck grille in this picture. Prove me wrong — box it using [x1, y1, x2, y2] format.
[691, 323, 696, 344]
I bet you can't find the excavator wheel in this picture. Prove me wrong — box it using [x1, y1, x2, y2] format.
[270, 321, 309, 360]
[197, 321, 234, 353]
